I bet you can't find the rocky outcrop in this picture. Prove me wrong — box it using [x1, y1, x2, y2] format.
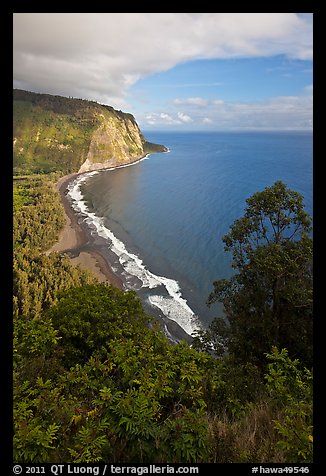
[78, 110, 146, 173]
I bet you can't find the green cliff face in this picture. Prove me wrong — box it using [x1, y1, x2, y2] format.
[13, 89, 167, 175]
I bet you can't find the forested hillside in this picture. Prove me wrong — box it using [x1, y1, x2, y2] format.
[13, 174, 313, 463]
[13, 89, 166, 175]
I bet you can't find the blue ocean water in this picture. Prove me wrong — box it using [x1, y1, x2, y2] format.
[68, 131, 312, 336]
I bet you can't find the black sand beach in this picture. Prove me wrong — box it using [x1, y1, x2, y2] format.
[49, 172, 192, 344]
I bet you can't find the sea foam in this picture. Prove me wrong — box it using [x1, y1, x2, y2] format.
[67, 169, 202, 338]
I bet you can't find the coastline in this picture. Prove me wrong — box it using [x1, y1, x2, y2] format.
[47, 153, 156, 287]
[47, 172, 124, 290]
[49, 162, 193, 344]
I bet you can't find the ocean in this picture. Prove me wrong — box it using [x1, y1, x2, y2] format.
[67, 131, 313, 338]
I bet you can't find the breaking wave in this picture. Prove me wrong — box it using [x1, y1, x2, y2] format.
[67, 170, 202, 338]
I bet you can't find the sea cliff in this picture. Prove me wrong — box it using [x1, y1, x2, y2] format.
[13, 89, 167, 175]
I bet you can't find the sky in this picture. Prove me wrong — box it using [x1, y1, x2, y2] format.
[13, 13, 313, 131]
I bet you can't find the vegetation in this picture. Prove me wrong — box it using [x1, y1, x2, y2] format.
[13, 89, 166, 176]
[13, 174, 96, 319]
[144, 140, 168, 154]
[13, 93, 98, 174]
[13, 173, 313, 463]
[194, 181, 313, 369]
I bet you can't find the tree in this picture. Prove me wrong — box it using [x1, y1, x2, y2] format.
[47, 284, 151, 367]
[206, 181, 313, 367]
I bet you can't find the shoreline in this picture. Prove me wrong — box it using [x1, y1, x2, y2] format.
[48, 153, 156, 287]
[49, 161, 193, 344]
[47, 172, 124, 290]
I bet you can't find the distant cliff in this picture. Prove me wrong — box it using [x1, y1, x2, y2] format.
[13, 89, 167, 175]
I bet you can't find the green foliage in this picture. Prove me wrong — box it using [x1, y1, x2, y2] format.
[68, 421, 111, 463]
[14, 290, 213, 463]
[143, 140, 168, 154]
[14, 285, 313, 464]
[160, 409, 210, 463]
[223, 180, 311, 268]
[47, 284, 151, 367]
[14, 315, 61, 364]
[13, 377, 62, 462]
[13, 174, 65, 251]
[13, 185, 35, 211]
[13, 171, 313, 464]
[264, 348, 313, 463]
[207, 181, 313, 368]
[13, 175, 96, 319]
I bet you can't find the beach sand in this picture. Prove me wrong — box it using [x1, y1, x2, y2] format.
[47, 173, 124, 289]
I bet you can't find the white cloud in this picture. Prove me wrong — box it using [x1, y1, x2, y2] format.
[173, 98, 224, 108]
[145, 111, 192, 126]
[13, 13, 312, 107]
[145, 113, 182, 125]
[174, 97, 208, 106]
[208, 95, 313, 130]
[177, 112, 193, 123]
[212, 99, 225, 105]
[144, 94, 312, 130]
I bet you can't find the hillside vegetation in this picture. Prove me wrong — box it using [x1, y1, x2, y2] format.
[13, 89, 166, 175]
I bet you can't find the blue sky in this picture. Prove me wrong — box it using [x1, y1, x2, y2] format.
[129, 56, 312, 130]
[13, 13, 313, 131]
